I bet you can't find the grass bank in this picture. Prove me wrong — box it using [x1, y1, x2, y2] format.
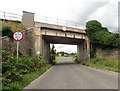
[84, 58, 119, 72]
[2, 56, 52, 90]
[3, 64, 51, 91]
[19, 65, 51, 90]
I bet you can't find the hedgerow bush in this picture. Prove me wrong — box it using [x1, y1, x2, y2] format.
[2, 21, 26, 39]
[50, 44, 56, 65]
[2, 55, 47, 89]
[73, 55, 80, 64]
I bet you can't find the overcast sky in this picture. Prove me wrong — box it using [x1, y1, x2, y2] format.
[0, 0, 119, 53]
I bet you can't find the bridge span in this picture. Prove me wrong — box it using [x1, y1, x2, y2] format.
[22, 11, 90, 63]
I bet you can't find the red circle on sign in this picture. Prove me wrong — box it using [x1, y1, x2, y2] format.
[13, 30, 23, 42]
[62, 26, 67, 31]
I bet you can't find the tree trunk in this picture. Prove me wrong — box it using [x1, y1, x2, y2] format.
[90, 43, 97, 59]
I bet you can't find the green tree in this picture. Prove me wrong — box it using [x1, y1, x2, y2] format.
[85, 20, 102, 58]
[59, 51, 65, 56]
[2, 21, 26, 39]
[86, 20, 102, 38]
[50, 44, 56, 65]
[85, 20, 118, 58]
[2, 25, 13, 38]
[94, 31, 118, 48]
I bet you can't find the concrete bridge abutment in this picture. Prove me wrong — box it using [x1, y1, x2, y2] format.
[22, 11, 90, 64]
[77, 39, 89, 64]
[42, 38, 50, 62]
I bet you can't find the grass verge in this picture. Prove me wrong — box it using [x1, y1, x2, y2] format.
[2, 64, 51, 90]
[84, 58, 119, 72]
[55, 56, 62, 62]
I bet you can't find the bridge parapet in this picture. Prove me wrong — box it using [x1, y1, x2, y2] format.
[35, 22, 86, 34]
[34, 22, 87, 40]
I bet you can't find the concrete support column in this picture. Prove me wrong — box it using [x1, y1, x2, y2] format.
[42, 38, 50, 62]
[86, 38, 90, 60]
[77, 40, 88, 64]
[46, 42, 50, 63]
[33, 27, 42, 56]
[42, 38, 45, 57]
[39, 35, 43, 56]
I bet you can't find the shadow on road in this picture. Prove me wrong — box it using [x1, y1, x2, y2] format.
[55, 62, 76, 66]
[55, 57, 76, 66]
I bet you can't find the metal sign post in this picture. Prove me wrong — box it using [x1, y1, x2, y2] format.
[13, 30, 23, 58]
[17, 42, 19, 58]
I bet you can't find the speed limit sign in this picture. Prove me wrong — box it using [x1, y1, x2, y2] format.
[13, 30, 23, 42]
[13, 30, 23, 58]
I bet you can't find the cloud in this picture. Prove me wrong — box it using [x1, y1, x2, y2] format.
[88, 2, 118, 32]
[0, 0, 119, 53]
[0, 0, 118, 31]
[51, 44, 77, 53]
[71, 2, 108, 24]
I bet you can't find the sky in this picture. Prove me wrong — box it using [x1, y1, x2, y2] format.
[0, 0, 119, 53]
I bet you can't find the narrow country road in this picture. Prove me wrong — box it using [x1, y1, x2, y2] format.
[23, 57, 118, 89]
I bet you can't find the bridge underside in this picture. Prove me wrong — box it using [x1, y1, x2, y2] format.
[42, 35, 89, 64]
[43, 35, 83, 44]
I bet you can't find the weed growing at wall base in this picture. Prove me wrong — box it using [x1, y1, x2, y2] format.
[85, 58, 118, 72]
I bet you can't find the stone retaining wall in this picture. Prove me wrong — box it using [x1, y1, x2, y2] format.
[2, 30, 35, 56]
[96, 48, 118, 59]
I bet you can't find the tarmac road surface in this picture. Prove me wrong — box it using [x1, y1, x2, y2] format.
[24, 57, 118, 89]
